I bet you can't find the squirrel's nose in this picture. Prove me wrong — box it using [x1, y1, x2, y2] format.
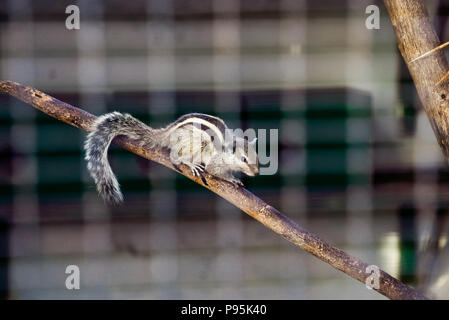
[251, 165, 259, 175]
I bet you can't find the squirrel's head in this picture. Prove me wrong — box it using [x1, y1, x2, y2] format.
[232, 137, 259, 177]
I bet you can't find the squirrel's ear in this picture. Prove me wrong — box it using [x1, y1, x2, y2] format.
[249, 137, 257, 145]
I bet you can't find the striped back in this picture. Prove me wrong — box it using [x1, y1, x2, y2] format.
[165, 113, 229, 145]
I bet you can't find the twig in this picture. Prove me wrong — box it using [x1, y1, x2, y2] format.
[437, 70, 449, 86]
[409, 41, 449, 63]
[0, 80, 428, 300]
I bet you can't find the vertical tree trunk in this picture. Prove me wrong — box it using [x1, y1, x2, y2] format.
[385, 0, 449, 160]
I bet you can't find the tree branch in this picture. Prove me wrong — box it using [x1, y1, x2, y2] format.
[0, 80, 428, 300]
[385, 0, 449, 160]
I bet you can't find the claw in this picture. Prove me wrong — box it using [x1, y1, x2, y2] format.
[190, 163, 205, 176]
[186, 162, 205, 177]
[172, 162, 183, 173]
[200, 174, 208, 186]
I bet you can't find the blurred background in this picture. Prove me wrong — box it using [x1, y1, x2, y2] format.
[0, 0, 449, 299]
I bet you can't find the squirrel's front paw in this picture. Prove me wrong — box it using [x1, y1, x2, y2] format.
[230, 178, 244, 187]
[187, 163, 205, 177]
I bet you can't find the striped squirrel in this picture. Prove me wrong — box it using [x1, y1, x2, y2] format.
[85, 112, 259, 204]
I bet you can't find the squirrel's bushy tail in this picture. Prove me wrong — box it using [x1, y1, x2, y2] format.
[84, 112, 151, 205]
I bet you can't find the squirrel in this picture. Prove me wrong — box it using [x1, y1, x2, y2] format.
[84, 112, 259, 205]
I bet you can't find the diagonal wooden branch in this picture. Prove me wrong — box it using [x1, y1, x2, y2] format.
[0, 80, 428, 300]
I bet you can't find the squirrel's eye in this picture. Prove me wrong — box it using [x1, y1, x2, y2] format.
[241, 157, 247, 163]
